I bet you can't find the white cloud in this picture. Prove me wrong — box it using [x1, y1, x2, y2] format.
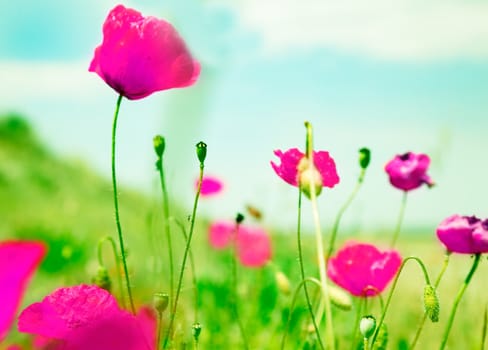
[219, 0, 488, 61]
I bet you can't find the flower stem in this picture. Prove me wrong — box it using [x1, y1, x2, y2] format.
[390, 191, 408, 248]
[371, 256, 431, 347]
[439, 253, 481, 350]
[163, 157, 205, 349]
[157, 155, 174, 308]
[350, 297, 366, 350]
[296, 190, 325, 350]
[410, 252, 451, 349]
[97, 236, 126, 308]
[111, 94, 136, 314]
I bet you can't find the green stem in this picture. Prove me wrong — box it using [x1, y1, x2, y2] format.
[163, 162, 205, 349]
[231, 220, 249, 350]
[97, 236, 126, 308]
[390, 191, 408, 248]
[296, 190, 325, 350]
[439, 253, 481, 350]
[410, 252, 451, 350]
[350, 298, 366, 350]
[157, 157, 174, 309]
[156, 312, 163, 349]
[371, 256, 431, 346]
[326, 168, 365, 259]
[111, 94, 135, 314]
[363, 338, 369, 350]
[281, 277, 322, 350]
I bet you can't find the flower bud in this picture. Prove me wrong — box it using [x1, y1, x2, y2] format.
[423, 284, 440, 322]
[192, 322, 202, 340]
[235, 213, 245, 224]
[196, 141, 207, 164]
[274, 271, 291, 295]
[329, 284, 352, 311]
[360, 315, 376, 339]
[153, 135, 165, 158]
[92, 266, 111, 292]
[153, 292, 169, 314]
[297, 157, 322, 198]
[359, 147, 371, 169]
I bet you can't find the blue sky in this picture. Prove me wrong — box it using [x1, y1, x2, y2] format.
[1, 0, 487, 234]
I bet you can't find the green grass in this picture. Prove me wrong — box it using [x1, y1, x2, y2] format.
[1, 115, 487, 349]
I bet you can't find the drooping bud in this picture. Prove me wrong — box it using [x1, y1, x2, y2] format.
[153, 292, 169, 314]
[92, 266, 111, 292]
[328, 284, 352, 311]
[359, 147, 371, 170]
[298, 157, 322, 199]
[196, 141, 207, 165]
[274, 271, 291, 295]
[192, 322, 202, 341]
[153, 135, 165, 158]
[423, 284, 440, 322]
[360, 315, 376, 339]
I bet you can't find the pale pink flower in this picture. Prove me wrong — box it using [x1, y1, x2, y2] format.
[196, 175, 224, 197]
[436, 214, 488, 254]
[0, 240, 46, 342]
[385, 152, 434, 191]
[89, 5, 200, 100]
[327, 242, 402, 297]
[18, 284, 156, 350]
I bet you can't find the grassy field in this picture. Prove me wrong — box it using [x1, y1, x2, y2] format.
[1, 115, 486, 349]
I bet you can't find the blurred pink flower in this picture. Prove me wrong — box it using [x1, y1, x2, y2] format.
[208, 220, 272, 268]
[385, 152, 434, 191]
[196, 175, 224, 197]
[436, 214, 488, 254]
[271, 148, 339, 188]
[0, 240, 46, 342]
[89, 4, 200, 100]
[18, 284, 156, 350]
[327, 242, 402, 297]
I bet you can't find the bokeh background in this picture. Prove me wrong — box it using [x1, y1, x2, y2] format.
[1, 0, 488, 232]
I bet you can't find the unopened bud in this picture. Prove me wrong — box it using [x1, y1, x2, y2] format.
[274, 271, 291, 295]
[329, 284, 352, 311]
[358, 147, 371, 169]
[196, 141, 207, 164]
[298, 157, 322, 199]
[235, 213, 245, 224]
[423, 284, 440, 323]
[192, 322, 202, 340]
[153, 292, 169, 314]
[92, 266, 111, 292]
[360, 315, 376, 339]
[153, 135, 165, 158]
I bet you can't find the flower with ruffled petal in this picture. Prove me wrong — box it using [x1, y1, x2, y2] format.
[271, 148, 339, 197]
[18, 284, 156, 350]
[385, 152, 434, 191]
[0, 240, 46, 342]
[208, 220, 272, 268]
[327, 242, 401, 297]
[196, 175, 224, 197]
[436, 214, 488, 254]
[89, 4, 200, 100]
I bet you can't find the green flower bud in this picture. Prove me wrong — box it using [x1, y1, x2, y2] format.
[298, 157, 322, 199]
[196, 141, 207, 164]
[153, 135, 165, 158]
[274, 271, 291, 295]
[359, 147, 371, 169]
[192, 322, 202, 340]
[153, 292, 169, 314]
[424, 284, 440, 323]
[235, 212, 245, 224]
[329, 284, 352, 311]
[92, 266, 111, 292]
[360, 315, 376, 339]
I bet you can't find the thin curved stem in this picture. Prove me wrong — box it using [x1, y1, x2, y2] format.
[439, 253, 481, 350]
[157, 157, 174, 308]
[97, 236, 126, 308]
[296, 190, 325, 350]
[390, 191, 408, 248]
[163, 162, 205, 349]
[111, 94, 135, 314]
[371, 256, 431, 346]
[410, 252, 451, 349]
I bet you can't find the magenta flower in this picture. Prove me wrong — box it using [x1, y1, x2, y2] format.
[18, 284, 156, 350]
[89, 4, 200, 100]
[385, 152, 434, 191]
[196, 175, 224, 197]
[0, 240, 46, 342]
[271, 148, 339, 189]
[327, 242, 402, 297]
[208, 220, 272, 268]
[436, 214, 488, 254]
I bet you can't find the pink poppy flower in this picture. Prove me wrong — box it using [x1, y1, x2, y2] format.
[0, 240, 46, 342]
[436, 214, 488, 254]
[196, 175, 224, 197]
[18, 284, 156, 350]
[89, 4, 200, 100]
[385, 152, 434, 191]
[208, 220, 272, 268]
[327, 242, 402, 297]
[271, 148, 339, 188]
